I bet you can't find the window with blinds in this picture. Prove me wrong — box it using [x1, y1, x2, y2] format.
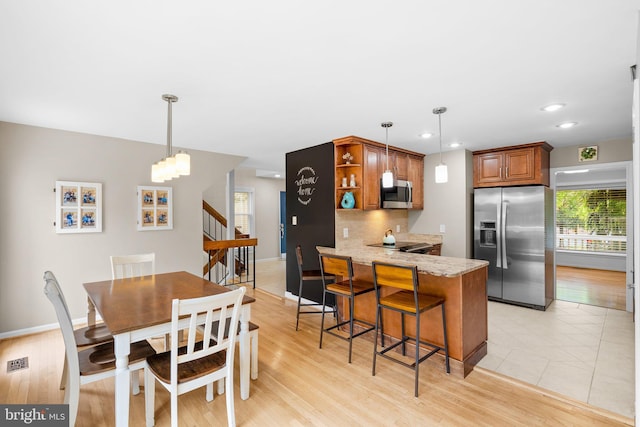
[556, 188, 626, 253]
[234, 190, 253, 236]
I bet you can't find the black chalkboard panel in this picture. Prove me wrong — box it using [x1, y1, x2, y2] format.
[285, 142, 335, 305]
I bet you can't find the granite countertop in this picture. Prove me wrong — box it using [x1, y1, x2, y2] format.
[316, 245, 488, 278]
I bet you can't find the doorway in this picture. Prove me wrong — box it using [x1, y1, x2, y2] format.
[551, 162, 633, 311]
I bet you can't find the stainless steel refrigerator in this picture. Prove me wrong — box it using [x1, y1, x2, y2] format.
[473, 186, 554, 310]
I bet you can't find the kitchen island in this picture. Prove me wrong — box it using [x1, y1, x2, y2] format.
[317, 245, 489, 377]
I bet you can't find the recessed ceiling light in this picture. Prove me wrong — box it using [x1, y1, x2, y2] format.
[419, 132, 433, 139]
[541, 103, 566, 112]
[274, 174, 281, 178]
[448, 142, 461, 148]
[556, 122, 578, 129]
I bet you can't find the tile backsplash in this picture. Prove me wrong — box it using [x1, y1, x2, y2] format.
[335, 210, 409, 250]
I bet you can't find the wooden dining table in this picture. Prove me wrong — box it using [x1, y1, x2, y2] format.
[83, 271, 256, 427]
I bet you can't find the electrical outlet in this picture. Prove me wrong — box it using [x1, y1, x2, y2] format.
[440, 224, 446, 233]
[343, 227, 349, 238]
[396, 224, 401, 232]
[292, 216, 297, 226]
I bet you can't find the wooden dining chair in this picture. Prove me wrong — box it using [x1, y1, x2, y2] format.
[44, 271, 156, 427]
[55, 275, 112, 391]
[110, 252, 156, 279]
[110, 252, 169, 350]
[202, 319, 259, 381]
[144, 287, 246, 427]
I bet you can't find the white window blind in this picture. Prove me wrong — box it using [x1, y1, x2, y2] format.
[556, 188, 626, 253]
[234, 189, 253, 236]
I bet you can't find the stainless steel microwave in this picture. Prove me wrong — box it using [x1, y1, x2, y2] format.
[380, 179, 412, 208]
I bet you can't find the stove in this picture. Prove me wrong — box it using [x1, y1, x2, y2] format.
[367, 242, 434, 254]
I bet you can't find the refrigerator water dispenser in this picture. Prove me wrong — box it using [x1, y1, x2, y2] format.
[479, 222, 496, 247]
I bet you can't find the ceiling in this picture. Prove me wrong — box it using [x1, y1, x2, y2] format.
[1, 1, 639, 177]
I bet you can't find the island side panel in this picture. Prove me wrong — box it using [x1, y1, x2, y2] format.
[461, 266, 489, 360]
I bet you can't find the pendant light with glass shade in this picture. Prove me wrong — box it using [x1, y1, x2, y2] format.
[433, 107, 448, 184]
[151, 94, 191, 183]
[381, 121, 394, 188]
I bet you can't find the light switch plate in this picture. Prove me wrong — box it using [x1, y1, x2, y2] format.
[292, 216, 297, 226]
[439, 224, 446, 233]
[343, 227, 349, 238]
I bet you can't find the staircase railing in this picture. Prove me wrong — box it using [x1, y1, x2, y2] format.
[202, 200, 257, 287]
[204, 238, 258, 288]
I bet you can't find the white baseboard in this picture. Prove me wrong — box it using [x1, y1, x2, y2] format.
[0, 315, 102, 340]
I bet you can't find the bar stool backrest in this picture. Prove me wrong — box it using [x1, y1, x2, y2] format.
[372, 262, 418, 291]
[319, 254, 352, 279]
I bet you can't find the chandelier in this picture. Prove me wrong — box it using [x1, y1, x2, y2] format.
[151, 94, 190, 182]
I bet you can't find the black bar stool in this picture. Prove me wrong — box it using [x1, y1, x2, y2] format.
[319, 253, 375, 363]
[371, 261, 450, 397]
[295, 245, 335, 331]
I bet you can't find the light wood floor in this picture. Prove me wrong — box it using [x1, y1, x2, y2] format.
[556, 266, 627, 310]
[0, 287, 633, 426]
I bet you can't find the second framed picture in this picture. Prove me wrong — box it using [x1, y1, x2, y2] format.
[137, 186, 173, 231]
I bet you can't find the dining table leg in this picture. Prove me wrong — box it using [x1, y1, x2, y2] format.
[87, 296, 96, 327]
[239, 305, 251, 400]
[114, 332, 131, 427]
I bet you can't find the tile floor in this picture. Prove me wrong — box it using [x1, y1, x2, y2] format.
[254, 258, 635, 419]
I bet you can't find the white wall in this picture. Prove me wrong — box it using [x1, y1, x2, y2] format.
[409, 149, 473, 258]
[0, 121, 245, 334]
[234, 167, 285, 260]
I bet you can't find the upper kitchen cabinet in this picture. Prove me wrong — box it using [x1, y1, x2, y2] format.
[473, 141, 553, 188]
[334, 136, 425, 210]
[407, 155, 424, 209]
[363, 143, 383, 210]
[381, 150, 409, 180]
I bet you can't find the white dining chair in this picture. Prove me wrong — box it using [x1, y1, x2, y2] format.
[144, 287, 246, 427]
[44, 271, 156, 427]
[110, 252, 169, 350]
[202, 319, 259, 382]
[110, 252, 156, 279]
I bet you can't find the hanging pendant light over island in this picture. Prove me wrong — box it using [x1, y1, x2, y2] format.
[381, 121, 394, 188]
[433, 107, 448, 184]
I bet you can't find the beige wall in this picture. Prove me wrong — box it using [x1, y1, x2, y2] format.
[409, 149, 473, 258]
[551, 138, 632, 167]
[0, 121, 245, 334]
[234, 168, 285, 260]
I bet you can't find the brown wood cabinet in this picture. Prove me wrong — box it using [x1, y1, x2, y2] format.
[334, 136, 425, 210]
[363, 143, 382, 210]
[473, 141, 553, 188]
[407, 154, 424, 209]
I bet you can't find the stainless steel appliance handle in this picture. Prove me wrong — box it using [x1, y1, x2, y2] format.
[407, 181, 412, 202]
[501, 201, 508, 269]
[496, 202, 502, 268]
